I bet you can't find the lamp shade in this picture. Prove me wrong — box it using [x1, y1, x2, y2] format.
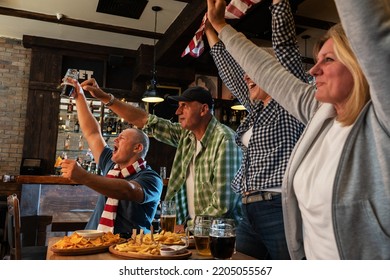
[142, 6, 164, 104]
[142, 88, 164, 103]
[142, 77, 164, 103]
[231, 99, 246, 110]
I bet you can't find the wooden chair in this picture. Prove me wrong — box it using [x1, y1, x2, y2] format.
[5, 194, 52, 260]
[21, 215, 53, 247]
[1, 198, 8, 259]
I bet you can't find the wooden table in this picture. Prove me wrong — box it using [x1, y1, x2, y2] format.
[46, 237, 256, 260]
[51, 212, 92, 232]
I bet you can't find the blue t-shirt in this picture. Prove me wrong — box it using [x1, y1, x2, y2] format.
[85, 146, 163, 234]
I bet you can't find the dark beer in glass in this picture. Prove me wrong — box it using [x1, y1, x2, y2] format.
[209, 218, 236, 259]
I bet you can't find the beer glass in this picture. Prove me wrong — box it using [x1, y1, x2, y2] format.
[209, 218, 236, 259]
[193, 215, 213, 256]
[160, 200, 176, 232]
[60, 68, 79, 98]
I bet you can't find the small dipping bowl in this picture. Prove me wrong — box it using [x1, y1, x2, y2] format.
[75, 230, 104, 239]
[160, 245, 187, 256]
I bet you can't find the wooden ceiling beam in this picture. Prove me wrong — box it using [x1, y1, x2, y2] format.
[0, 6, 162, 39]
[22, 35, 138, 57]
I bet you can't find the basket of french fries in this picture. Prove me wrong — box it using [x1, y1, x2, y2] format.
[51, 231, 124, 255]
[109, 229, 192, 259]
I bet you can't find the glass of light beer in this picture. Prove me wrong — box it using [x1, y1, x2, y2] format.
[209, 218, 236, 259]
[160, 200, 176, 233]
[193, 215, 213, 256]
[60, 68, 79, 98]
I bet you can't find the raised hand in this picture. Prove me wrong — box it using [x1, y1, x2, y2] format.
[80, 78, 109, 102]
[207, 0, 228, 33]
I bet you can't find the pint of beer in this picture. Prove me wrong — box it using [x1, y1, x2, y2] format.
[160, 200, 176, 232]
[160, 214, 176, 233]
[193, 215, 214, 256]
[209, 235, 236, 259]
[209, 218, 236, 259]
[194, 235, 211, 256]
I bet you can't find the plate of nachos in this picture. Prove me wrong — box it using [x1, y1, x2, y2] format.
[51, 231, 125, 256]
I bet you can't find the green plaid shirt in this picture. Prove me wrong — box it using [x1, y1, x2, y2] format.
[144, 114, 242, 224]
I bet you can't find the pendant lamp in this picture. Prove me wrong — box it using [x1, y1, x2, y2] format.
[231, 99, 246, 111]
[142, 6, 164, 103]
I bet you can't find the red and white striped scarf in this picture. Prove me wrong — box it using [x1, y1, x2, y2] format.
[97, 158, 146, 233]
[181, 0, 263, 58]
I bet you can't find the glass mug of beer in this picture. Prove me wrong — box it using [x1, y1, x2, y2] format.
[193, 215, 213, 256]
[209, 218, 236, 259]
[60, 68, 79, 98]
[160, 200, 176, 233]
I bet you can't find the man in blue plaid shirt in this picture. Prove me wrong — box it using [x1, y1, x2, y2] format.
[205, 0, 307, 259]
[83, 85, 242, 227]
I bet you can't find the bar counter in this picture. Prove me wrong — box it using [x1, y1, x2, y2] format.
[1, 175, 78, 198]
[16, 175, 77, 185]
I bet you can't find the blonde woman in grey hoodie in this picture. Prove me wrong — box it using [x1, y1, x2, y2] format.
[207, 0, 390, 260]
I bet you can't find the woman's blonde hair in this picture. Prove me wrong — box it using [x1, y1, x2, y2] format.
[313, 23, 370, 126]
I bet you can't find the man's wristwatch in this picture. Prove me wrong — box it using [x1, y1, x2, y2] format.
[104, 93, 115, 107]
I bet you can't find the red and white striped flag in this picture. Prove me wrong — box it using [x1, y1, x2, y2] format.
[181, 0, 264, 58]
[225, 0, 263, 19]
[181, 13, 208, 58]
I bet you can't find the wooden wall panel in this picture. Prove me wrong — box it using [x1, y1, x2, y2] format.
[22, 89, 60, 174]
[29, 49, 62, 83]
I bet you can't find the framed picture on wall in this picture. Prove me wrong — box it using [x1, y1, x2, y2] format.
[194, 74, 218, 99]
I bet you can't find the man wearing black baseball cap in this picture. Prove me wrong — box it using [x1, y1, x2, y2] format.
[168, 86, 214, 111]
[81, 79, 242, 227]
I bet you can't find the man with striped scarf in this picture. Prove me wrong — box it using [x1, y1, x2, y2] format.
[61, 79, 162, 235]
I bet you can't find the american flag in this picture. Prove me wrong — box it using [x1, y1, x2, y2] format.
[181, 0, 263, 58]
[225, 0, 263, 19]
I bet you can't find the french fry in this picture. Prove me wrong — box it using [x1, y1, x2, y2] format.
[112, 231, 186, 255]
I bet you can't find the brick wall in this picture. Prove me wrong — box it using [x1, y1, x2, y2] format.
[0, 37, 31, 175]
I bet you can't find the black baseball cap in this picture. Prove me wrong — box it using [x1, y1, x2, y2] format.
[168, 86, 214, 109]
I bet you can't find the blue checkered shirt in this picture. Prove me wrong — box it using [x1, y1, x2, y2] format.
[209, 0, 307, 194]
